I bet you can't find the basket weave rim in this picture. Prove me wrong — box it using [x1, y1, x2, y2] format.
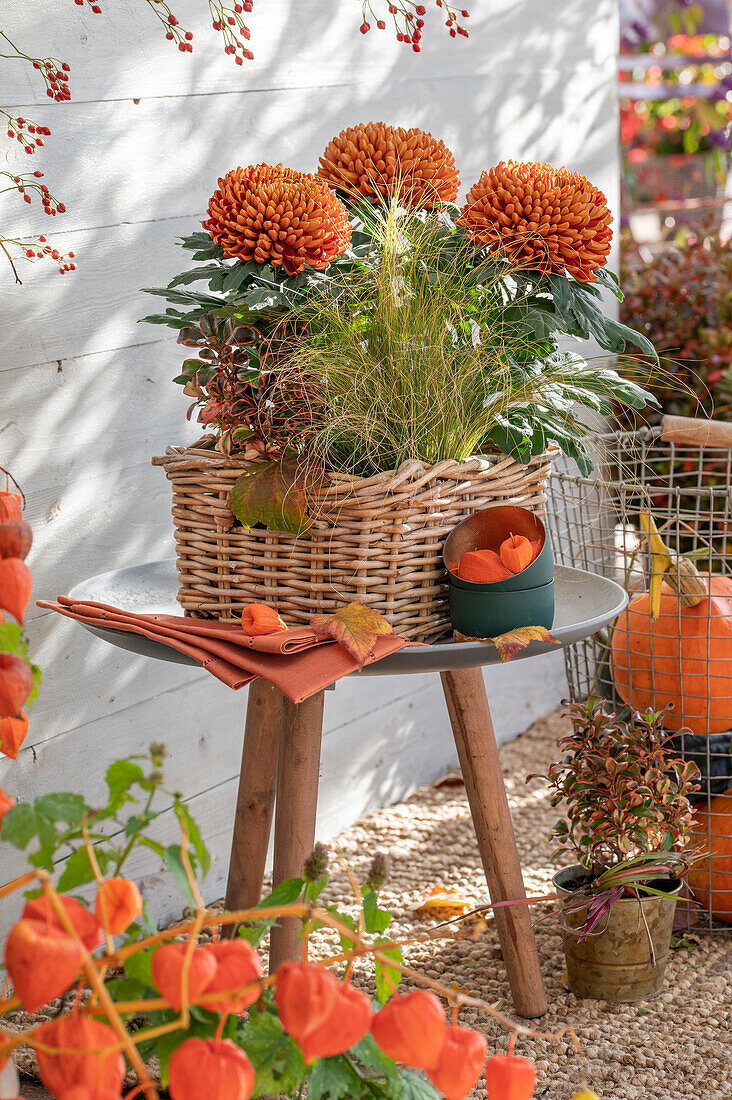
[152, 443, 558, 494]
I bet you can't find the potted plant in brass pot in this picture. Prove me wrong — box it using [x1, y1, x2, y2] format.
[143, 124, 658, 641]
[530, 697, 702, 1003]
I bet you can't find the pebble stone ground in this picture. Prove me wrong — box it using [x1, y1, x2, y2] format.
[14, 710, 732, 1100]
[312, 708, 732, 1100]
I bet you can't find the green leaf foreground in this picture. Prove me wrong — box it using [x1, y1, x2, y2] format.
[0, 745, 210, 896]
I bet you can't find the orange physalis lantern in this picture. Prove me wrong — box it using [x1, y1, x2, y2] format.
[0, 784, 15, 824]
[94, 877, 143, 936]
[0, 653, 33, 717]
[484, 1052, 538, 1100]
[299, 981, 372, 1063]
[35, 1014, 124, 1099]
[168, 1037, 255, 1100]
[371, 990, 447, 1071]
[0, 559, 32, 624]
[204, 939, 263, 1013]
[274, 961, 340, 1047]
[0, 712, 28, 760]
[152, 942, 218, 1012]
[0, 487, 22, 523]
[427, 1025, 488, 1100]
[0, 520, 32, 561]
[4, 919, 85, 1011]
[241, 603, 287, 637]
[23, 894, 102, 952]
[499, 535, 534, 575]
[55, 1087, 120, 1100]
[457, 550, 511, 584]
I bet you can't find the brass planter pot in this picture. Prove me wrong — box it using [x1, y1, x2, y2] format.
[553, 867, 681, 1003]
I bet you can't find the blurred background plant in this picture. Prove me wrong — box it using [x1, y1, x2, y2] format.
[620, 223, 732, 420]
[618, 0, 732, 421]
[620, 1, 732, 241]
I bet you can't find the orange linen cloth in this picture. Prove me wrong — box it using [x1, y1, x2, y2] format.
[38, 597, 413, 703]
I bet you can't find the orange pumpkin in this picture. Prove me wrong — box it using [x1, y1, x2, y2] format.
[688, 784, 732, 923]
[611, 573, 732, 736]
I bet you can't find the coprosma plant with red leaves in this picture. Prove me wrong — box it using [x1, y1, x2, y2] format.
[0, 744, 583, 1100]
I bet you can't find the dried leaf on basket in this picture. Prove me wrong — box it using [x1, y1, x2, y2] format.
[410, 885, 473, 921]
[490, 625, 560, 662]
[230, 457, 321, 536]
[311, 602, 393, 667]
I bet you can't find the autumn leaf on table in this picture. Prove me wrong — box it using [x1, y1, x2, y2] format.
[490, 625, 560, 662]
[310, 602, 393, 667]
[230, 457, 323, 536]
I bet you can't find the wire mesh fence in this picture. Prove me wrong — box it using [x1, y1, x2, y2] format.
[548, 425, 732, 935]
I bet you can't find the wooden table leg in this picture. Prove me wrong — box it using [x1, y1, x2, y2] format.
[441, 667, 547, 1019]
[268, 690, 325, 973]
[223, 679, 281, 928]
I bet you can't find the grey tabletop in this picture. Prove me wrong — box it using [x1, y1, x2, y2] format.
[67, 559, 627, 676]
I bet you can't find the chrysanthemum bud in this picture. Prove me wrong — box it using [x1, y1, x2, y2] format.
[202, 164, 351, 275]
[456, 160, 612, 283]
[318, 122, 459, 210]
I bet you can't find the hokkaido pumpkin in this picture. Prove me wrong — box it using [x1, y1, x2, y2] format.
[687, 783, 732, 923]
[611, 573, 732, 736]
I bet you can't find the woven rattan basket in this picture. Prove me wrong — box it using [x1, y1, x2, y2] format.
[153, 445, 556, 642]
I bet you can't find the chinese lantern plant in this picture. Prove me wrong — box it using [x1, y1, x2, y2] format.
[0, 750, 578, 1100]
[530, 698, 702, 1002]
[0, 470, 40, 760]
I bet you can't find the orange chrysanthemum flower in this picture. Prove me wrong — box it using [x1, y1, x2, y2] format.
[456, 160, 612, 282]
[202, 163, 352, 275]
[318, 121, 459, 210]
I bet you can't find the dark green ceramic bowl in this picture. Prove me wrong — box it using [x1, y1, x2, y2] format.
[448, 577, 555, 639]
[444, 505, 554, 592]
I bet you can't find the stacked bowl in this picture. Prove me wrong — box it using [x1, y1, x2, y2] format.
[443, 506, 555, 639]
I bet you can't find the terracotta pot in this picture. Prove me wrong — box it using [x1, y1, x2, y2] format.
[553, 866, 681, 1003]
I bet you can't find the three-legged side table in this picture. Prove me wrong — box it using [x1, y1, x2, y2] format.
[68, 559, 628, 1021]
[225, 669, 545, 1017]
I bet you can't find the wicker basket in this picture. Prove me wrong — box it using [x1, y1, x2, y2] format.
[153, 445, 556, 642]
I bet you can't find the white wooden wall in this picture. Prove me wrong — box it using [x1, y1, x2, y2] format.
[0, 0, 618, 929]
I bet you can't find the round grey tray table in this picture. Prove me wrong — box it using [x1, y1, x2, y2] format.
[69, 559, 627, 1020]
[70, 559, 624, 674]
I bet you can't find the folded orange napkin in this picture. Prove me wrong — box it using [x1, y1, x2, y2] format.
[37, 598, 413, 703]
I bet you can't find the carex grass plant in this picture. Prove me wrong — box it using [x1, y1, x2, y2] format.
[288, 197, 657, 477]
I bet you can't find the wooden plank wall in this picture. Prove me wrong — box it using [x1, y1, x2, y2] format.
[0, 0, 618, 929]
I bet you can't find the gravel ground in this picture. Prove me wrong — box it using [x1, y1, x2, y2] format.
[313, 708, 732, 1100]
[11, 710, 732, 1100]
